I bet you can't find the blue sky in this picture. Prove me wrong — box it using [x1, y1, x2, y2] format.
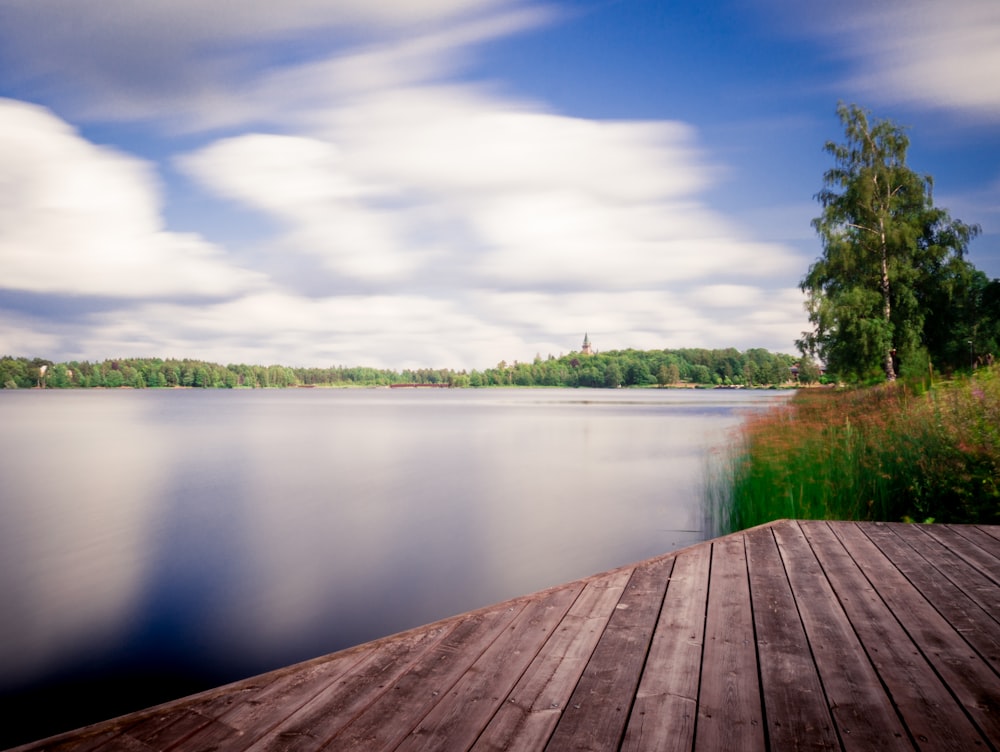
[1, 0, 998, 370]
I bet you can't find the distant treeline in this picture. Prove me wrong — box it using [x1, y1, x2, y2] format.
[1, 348, 810, 390]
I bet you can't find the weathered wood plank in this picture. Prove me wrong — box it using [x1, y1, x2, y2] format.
[775, 521, 912, 751]
[115, 709, 214, 751]
[15, 521, 1000, 752]
[834, 522, 1000, 744]
[165, 635, 379, 750]
[977, 525, 1000, 546]
[805, 521, 987, 751]
[950, 524, 1000, 560]
[240, 620, 458, 751]
[22, 728, 124, 752]
[81, 733, 155, 752]
[471, 568, 633, 752]
[887, 524, 1000, 630]
[320, 602, 525, 750]
[93, 715, 238, 752]
[544, 557, 674, 751]
[693, 535, 764, 752]
[395, 583, 584, 752]
[862, 522, 1000, 672]
[919, 524, 1000, 585]
[620, 544, 710, 752]
[744, 525, 839, 751]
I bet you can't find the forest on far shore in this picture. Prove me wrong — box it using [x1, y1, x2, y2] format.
[0, 347, 809, 390]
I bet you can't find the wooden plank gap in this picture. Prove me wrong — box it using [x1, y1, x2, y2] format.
[693, 535, 765, 752]
[113, 708, 215, 752]
[242, 619, 460, 752]
[862, 523, 1000, 676]
[395, 583, 585, 752]
[877, 524, 1000, 627]
[319, 602, 528, 751]
[688, 538, 715, 752]
[777, 521, 912, 751]
[914, 524, 1000, 587]
[470, 568, 634, 752]
[807, 521, 987, 751]
[744, 531, 772, 752]
[544, 557, 674, 752]
[929, 525, 1000, 585]
[609, 556, 678, 752]
[621, 543, 711, 752]
[834, 522, 1000, 744]
[190, 633, 378, 735]
[746, 523, 839, 751]
[975, 525, 1000, 546]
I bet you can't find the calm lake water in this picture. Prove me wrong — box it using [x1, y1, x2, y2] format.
[0, 387, 790, 746]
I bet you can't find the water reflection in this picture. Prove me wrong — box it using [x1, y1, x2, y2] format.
[0, 387, 789, 746]
[0, 393, 163, 685]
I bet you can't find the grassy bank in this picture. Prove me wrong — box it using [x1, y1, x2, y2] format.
[707, 368, 1000, 534]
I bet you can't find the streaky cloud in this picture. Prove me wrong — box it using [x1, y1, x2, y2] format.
[0, 98, 262, 298]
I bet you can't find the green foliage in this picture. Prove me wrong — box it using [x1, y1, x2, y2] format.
[471, 348, 798, 389]
[0, 356, 32, 388]
[708, 370, 1000, 534]
[800, 103, 981, 383]
[0, 347, 801, 390]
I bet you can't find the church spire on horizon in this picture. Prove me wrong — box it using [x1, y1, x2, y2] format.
[581, 333, 593, 355]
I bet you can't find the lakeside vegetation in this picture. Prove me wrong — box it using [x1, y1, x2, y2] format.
[708, 369, 1000, 534]
[701, 104, 1000, 533]
[0, 347, 805, 390]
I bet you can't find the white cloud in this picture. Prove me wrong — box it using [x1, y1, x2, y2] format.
[474, 198, 798, 287]
[325, 86, 708, 200]
[180, 85, 801, 292]
[867, 4, 1000, 117]
[317, 88, 801, 291]
[777, 0, 1000, 120]
[239, 8, 553, 124]
[64, 291, 523, 370]
[0, 2, 814, 365]
[474, 287, 805, 354]
[33, 282, 803, 372]
[0, 0, 551, 128]
[0, 99, 260, 297]
[687, 285, 765, 309]
[177, 133, 427, 281]
[0, 311, 64, 356]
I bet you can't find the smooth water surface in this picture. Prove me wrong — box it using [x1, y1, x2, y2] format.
[0, 387, 789, 745]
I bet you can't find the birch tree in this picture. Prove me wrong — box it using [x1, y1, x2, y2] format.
[799, 103, 980, 381]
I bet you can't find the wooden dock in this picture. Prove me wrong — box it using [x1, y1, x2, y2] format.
[12, 520, 1000, 751]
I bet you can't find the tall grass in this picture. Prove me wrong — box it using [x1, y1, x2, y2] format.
[706, 368, 1000, 535]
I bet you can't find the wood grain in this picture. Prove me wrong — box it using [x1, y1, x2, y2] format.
[14, 521, 1000, 752]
